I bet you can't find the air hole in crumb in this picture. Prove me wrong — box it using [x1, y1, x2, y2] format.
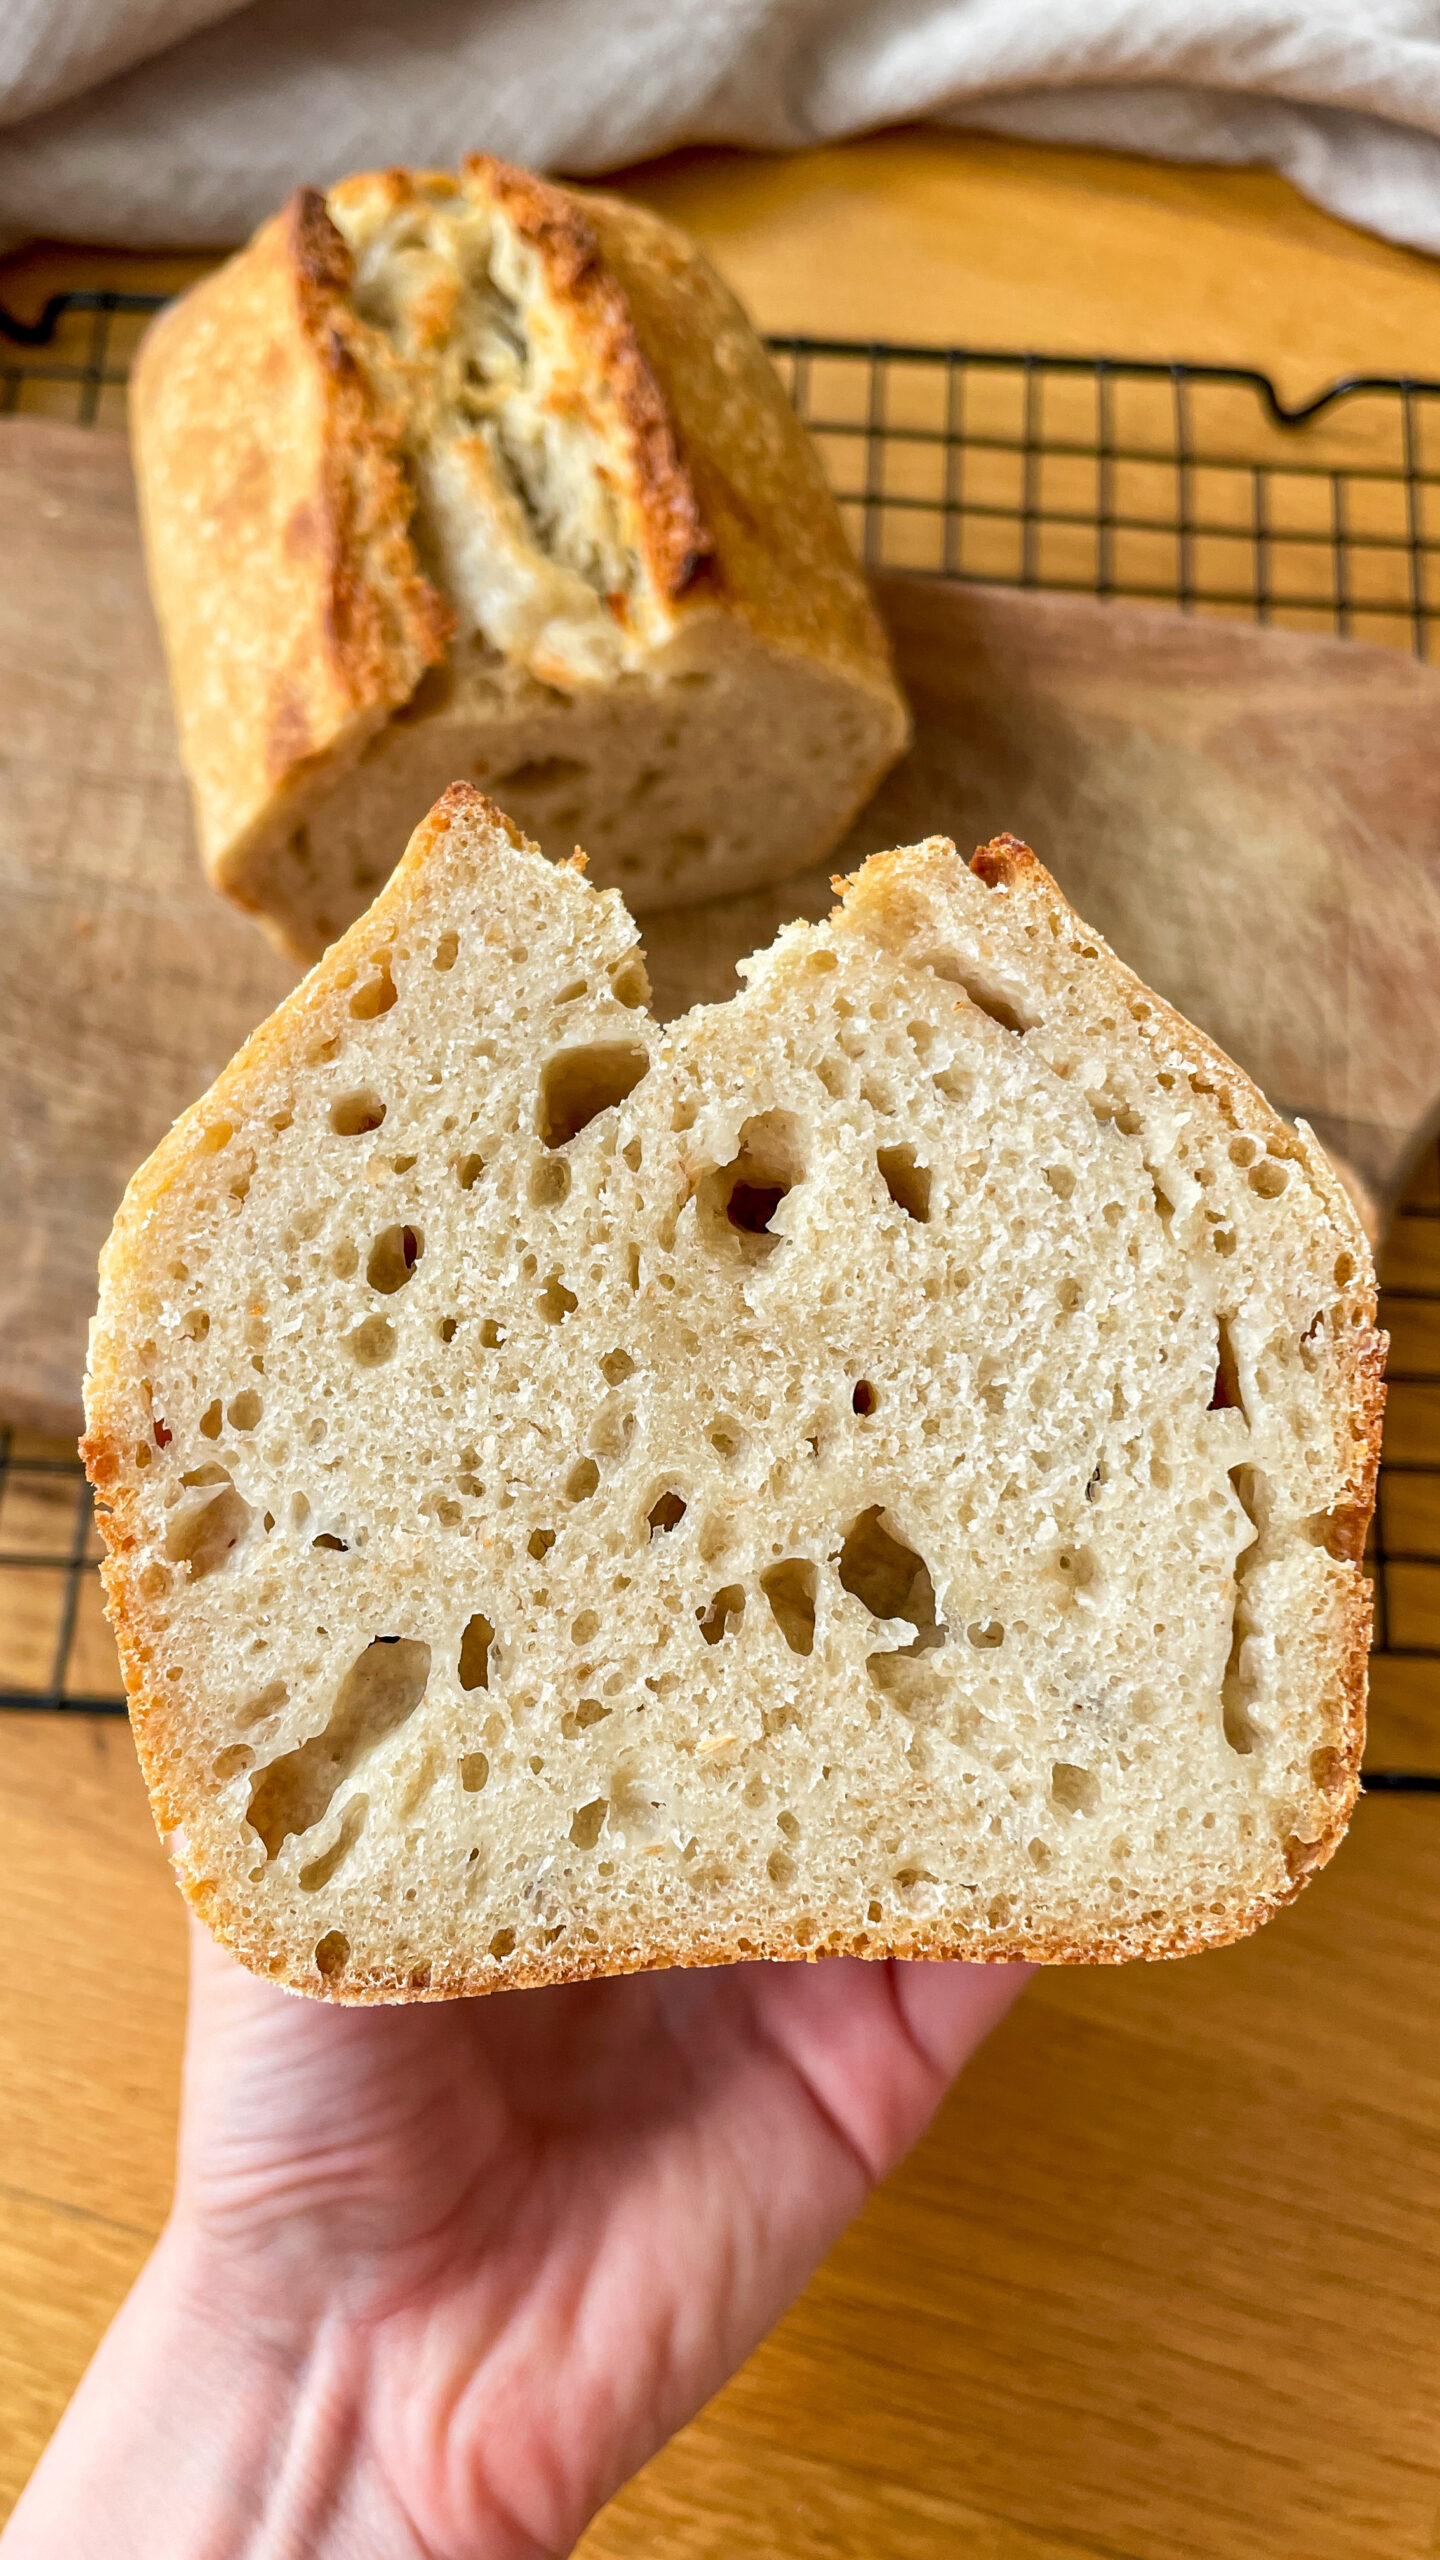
[698, 1585, 745, 1645]
[648, 1491, 687, 1537]
[164, 1472, 252, 1577]
[1334, 1251, 1357, 1287]
[567, 1458, 600, 1502]
[572, 1610, 600, 1644]
[703, 1111, 803, 1259]
[349, 960, 397, 1019]
[926, 953, 1034, 1032]
[530, 1156, 571, 1208]
[212, 1744, 253, 1781]
[347, 1313, 396, 1366]
[300, 1796, 368, 1892]
[563, 1699, 610, 1739]
[601, 1348, 635, 1384]
[1210, 1314, 1244, 1413]
[839, 1508, 939, 1638]
[248, 1638, 430, 1857]
[439, 1317, 458, 1344]
[768, 1848, 796, 1886]
[199, 1399, 223, 1440]
[877, 1144, 931, 1222]
[489, 1928, 516, 1959]
[460, 1752, 489, 1792]
[967, 1619, 1004, 1648]
[708, 1419, 745, 1459]
[852, 1380, 878, 1416]
[528, 1528, 556, 1559]
[540, 1275, 578, 1324]
[480, 1319, 505, 1348]
[238, 1680, 288, 1731]
[570, 1799, 607, 1849]
[539, 1042, 649, 1146]
[1249, 1157, 1290, 1198]
[228, 1390, 262, 1431]
[611, 957, 650, 1009]
[458, 1613, 493, 1692]
[1051, 1762, 1100, 1816]
[457, 1153, 484, 1190]
[762, 1558, 817, 1655]
[433, 930, 459, 971]
[367, 1224, 422, 1294]
[312, 1533, 348, 1553]
[1044, 1164, 1075, 1201]
[315, 1931, 350, 1979]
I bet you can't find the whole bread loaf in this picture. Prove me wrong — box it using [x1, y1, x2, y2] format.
[130, 155, 909, 962]
[82, 787, 1384, 1999]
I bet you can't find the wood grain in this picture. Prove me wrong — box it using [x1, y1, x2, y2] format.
[3, 130, 1440, 2560]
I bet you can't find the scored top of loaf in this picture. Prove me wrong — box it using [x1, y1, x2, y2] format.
[129, 157, 903, 899]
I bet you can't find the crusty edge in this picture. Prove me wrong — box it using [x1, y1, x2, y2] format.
[131, 188, 451, 905]
[282, 186, 454, 719]
[83, 804, 1383, 1999]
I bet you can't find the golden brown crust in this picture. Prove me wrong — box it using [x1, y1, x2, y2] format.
[463, 154, 708, 602]
[575, 181, 902, 704]
[131, 188, 449, 899]
[84, 797, 1381, 1999]
[133, 162, 906, 924]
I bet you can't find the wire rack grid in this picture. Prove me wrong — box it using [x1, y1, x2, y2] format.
[2, 288, 1438, 1785]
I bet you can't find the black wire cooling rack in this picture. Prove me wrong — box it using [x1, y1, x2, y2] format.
[2, 285, 1438, 1780]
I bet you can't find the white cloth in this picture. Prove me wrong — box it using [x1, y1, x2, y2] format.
[4, 1, 1440, 254]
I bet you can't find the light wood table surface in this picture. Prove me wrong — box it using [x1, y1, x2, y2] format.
[3, 130, 1440, 2558]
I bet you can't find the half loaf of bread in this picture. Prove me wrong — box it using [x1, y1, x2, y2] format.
[83, 786, 1384, 1998]
[130, 155, 909, 962]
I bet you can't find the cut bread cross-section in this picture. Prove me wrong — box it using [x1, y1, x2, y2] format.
[82, 787, 1384, 1999]
[130, 154, 908, 962]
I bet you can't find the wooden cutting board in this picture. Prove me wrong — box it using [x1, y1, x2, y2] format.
[6, 414, 1440, 1436]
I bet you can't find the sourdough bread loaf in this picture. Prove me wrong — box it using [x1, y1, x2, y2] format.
[130, 156, 909, 963]
[82, 787, 1384, 1999]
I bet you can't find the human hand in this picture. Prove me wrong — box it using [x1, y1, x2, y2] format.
[6, 1928, 1027, 2559]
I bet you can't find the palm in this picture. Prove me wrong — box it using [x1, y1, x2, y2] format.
[178, 1926, 1026, 2559]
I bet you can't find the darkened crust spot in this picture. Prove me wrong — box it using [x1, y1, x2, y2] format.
[970, 832, 1048, 893]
